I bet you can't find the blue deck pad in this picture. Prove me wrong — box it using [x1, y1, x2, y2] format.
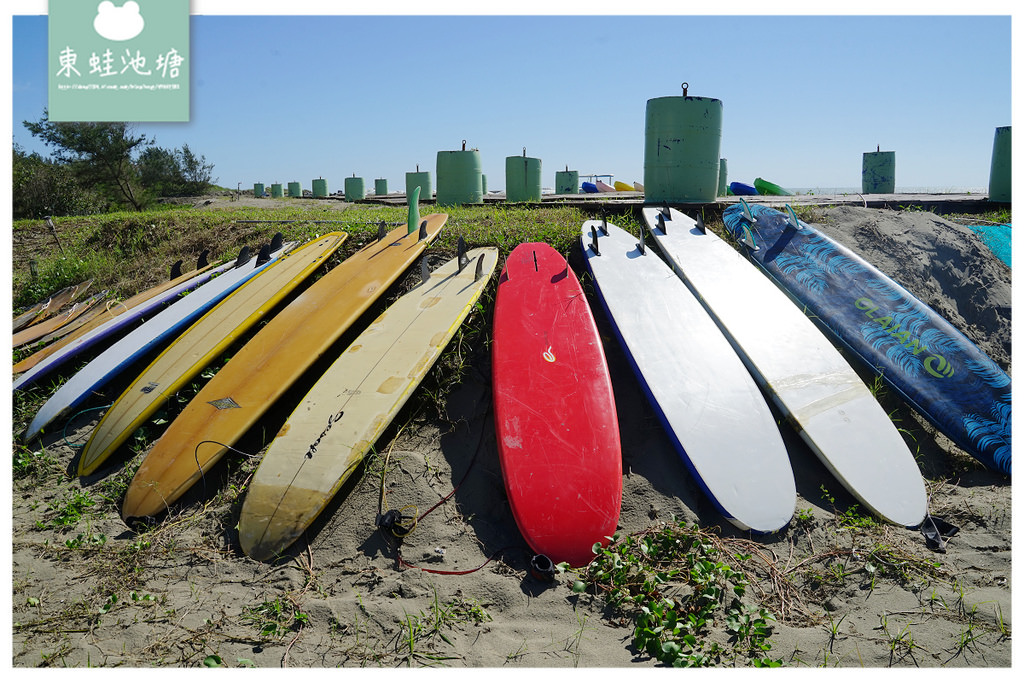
[723, 203, 1010, 475]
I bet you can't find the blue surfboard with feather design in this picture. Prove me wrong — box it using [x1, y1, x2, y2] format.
[723, 202, 1010, 475]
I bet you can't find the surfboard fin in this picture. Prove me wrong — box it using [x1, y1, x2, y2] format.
[656, 211, 667, 234]
[695, 213, 707, 234]
[739, 226, 759, 251]
[739, 198, 757, 224]
[784, 204, 801, 230]
[738, 199, 760, 251]
[419, 220, 428, 241]
[270, 232, 284, 252]
[407, 185, 421, 235]
[255, 244, 272, 267]
[377, 220, 387, 242]
[420, 256, 430, 283]
[457, 236, 469, 272]
[196, 249, 209, 270]
[474, 253, 485, 281]
[636, 240, 646, 255]
[590, 227, 600, 256]
[169, 259, 183, 279]
[233, 245, 252, 268]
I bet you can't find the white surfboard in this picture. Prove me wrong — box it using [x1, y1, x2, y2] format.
[23, 237, 292, 442]
[581, 219, 794, 533]
[641, 206, 926, 527]
[238, 246, 499, 561]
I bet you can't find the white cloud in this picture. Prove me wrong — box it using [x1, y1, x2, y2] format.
[93, 1, 145, 42]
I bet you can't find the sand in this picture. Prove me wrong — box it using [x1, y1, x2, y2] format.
[10, 205, 1011, 668]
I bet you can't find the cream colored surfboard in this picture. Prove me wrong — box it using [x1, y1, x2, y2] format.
[78, 233, 347, 475]
[121, 214, 447, 521]
[238, 246, 498, 561]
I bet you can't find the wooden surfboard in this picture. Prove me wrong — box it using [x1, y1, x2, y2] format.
[13, 255, 215, 374]
[642, 206, 927, 527]
[78, 233, 347, 476]
[12, 279, 93, 332]
[581, 219, 794, 533]
[13, 254, 227, 382]
[121, 214, 447, 521]
[23, 239, 290, 442]
[238, 246, 499, 560]
[491, 242, 622, 567]
[724, 202, 1010, 475]
[13, 291, 107, 348]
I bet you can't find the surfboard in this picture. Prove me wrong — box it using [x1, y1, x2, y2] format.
[729, 182, 758, 196]
[724, 202, 1011, 475]
[491, 242, 622, 567]
[633, 181, 645, 192]
[581, 219, 794, 533]
[121, 214, 447, 521]
[13, 256, 210, 372]
[13, 279, 93, 332]
[237, 246, 499, 560]
[13, 291, 107, 348]
[595, 180, 616, 192]
[613, 181, 634, 192]
[753, 177, 793, 196]
[13, 252, 227, 384]
[23, 238, 290, 442]
[642, 206, 927, 527]
[581, 182, 599, 193]
[77, 232, 347, 476]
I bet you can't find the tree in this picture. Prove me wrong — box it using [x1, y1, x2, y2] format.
[137, 143, 216, 197]
[12, 143, 106, 219]
[24, 110, 150, 210]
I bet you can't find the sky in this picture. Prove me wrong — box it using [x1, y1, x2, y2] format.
[5, 2, 1017, 194]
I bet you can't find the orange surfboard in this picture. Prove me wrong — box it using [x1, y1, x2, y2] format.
[122, 215, 447, 520]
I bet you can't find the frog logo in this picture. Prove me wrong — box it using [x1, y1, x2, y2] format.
[93, 1, 145, 42]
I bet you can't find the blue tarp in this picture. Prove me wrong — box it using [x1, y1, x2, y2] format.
[963, 223, 1011, 267]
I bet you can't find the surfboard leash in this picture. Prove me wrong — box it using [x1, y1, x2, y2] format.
[62, 403, 113, 448]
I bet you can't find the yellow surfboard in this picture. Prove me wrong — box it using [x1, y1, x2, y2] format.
[78, 233, 347, 476]
[239, 246, 499, 560]
[122, 214, 447, 520]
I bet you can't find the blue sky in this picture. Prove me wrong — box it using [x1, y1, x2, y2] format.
[8, 6, 1015, 193]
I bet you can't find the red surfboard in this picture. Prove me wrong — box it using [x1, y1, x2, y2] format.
[491, 242, 622, 567]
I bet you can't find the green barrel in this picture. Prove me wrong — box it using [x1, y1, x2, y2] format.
[270, 183, 283, 198]
[988, 126, 1011, 202]
[344, 175, 365, 201]
[862, 151, 895, 194]
[312, 178, 328, 198]
[253, 183, 265, 198]
[288, 181, 302, 198]
[505, 151, 542, 202]
[436, 144, 483, 206]
[717, 159, 728, 197]
[374, 178, 388, 196]
[643, 86, 723, 203]
[406, 169, 433, 200]
[555, 168, 579, 194]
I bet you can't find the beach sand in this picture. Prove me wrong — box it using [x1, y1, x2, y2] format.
[11, 205, 1011, 668]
